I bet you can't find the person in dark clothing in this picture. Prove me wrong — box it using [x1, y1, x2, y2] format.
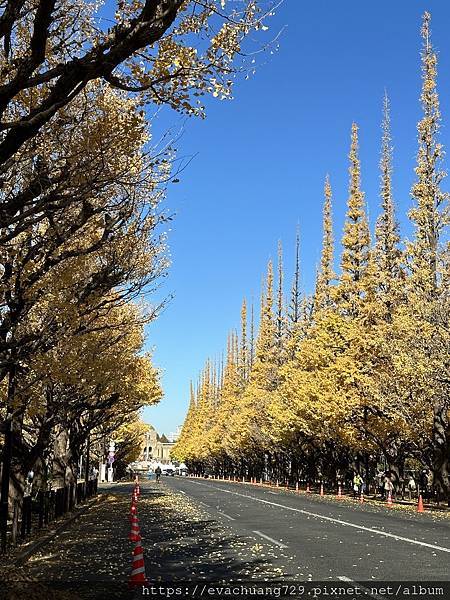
[155, 466, 162, 483]
[419, 470, 429, 500]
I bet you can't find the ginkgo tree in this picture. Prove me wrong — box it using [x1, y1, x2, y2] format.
[0, 0, 278, 551]
[174, 12, 450, 505]
[0, 0, 274, 165]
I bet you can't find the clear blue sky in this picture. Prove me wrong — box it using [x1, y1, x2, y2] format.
[138, 0, 450, 435]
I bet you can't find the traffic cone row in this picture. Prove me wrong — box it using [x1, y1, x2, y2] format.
[203, 473, 427, 516]
[129, 502, 137, 522]
[130, 493, 137, 518]
[128, 480, 149, 587]
[129, 514, 141, 542]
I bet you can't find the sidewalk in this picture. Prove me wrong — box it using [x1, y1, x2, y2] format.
[0, 482, 298, 600]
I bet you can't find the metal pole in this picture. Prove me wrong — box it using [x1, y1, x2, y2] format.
[0, 417, 12, 553]
[84, 433, 90, 499]
[0, 368, 16, 553]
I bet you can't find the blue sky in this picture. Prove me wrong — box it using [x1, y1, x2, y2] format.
[137, 0, 450, 435]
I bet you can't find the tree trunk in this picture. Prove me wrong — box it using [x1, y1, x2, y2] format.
[432, 399, 450, 505]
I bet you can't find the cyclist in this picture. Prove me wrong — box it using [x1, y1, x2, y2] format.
[155, 465, 162, 483]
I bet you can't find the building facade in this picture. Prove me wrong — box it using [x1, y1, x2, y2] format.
[140, 425, 175, 465]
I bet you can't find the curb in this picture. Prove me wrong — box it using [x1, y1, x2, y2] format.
[13, 493, 107, 566]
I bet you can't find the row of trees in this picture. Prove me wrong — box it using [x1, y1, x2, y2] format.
[173, 13, 450, 503]
[0, 0, 271, 549]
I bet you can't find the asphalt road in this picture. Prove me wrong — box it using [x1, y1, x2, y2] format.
[162, 476, 450, 582]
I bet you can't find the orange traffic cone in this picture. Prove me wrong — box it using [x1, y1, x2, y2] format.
[360, 492, 364, 504]
[417, 494, 424, 513]
[135, 483, 141, 497]
[387, 491, 393, 507]
[276, 480, 279, 488]
[320, 483, 324, 497]
[129, 539, 148, 587]
[306, 483, 311, 493]
[295, 481, 299, 493]
[337, 485, 342, 498]
[129, 514, 141, 542]
[129, 503, 137, 522]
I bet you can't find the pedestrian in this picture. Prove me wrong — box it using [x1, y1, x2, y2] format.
[25, 469, 34, 497]
[419, 470, 429, 501]
[377, 470, 385, 499]
[155, 465, 162, 483]
[384, 474, 394, 500]
[407, 474, 416, 500]
[353, 473, 361, 498]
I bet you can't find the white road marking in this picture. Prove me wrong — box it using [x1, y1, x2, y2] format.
[188, 494, 235, 521]
[217, 511, 235, 521]
[253, 530, 288, 548]
[178, 490, 186, 495]
[183, 480, 450, 554]
[268, 491, 277, 495]
[337, 576, 385, 599]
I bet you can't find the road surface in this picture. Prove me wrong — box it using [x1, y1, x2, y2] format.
[162, 476, 450, 582]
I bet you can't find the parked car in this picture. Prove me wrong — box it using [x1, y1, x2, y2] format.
[162, 467, 175, 476]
